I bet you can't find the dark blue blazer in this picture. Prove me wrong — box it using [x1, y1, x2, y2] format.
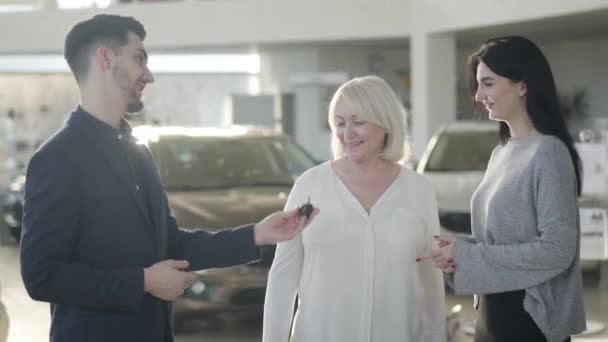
[20, 109, 260, 342]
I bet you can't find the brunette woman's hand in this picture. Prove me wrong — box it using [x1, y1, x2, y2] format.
[431, 235, 456, 273]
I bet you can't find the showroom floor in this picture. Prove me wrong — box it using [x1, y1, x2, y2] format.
[1, 241, 607, 342]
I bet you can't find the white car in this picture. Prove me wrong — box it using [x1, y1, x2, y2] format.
[417, 120, 606, 273]
[0, 284, 8, 342]
[416, 120, 499, 237]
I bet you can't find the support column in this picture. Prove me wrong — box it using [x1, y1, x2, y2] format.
[410, 32, 458, 158]
[259, 47, 334, 161]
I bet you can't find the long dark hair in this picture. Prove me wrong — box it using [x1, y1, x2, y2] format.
[468, 36, 582, 196]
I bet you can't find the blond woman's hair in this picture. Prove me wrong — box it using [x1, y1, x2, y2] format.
[327, 75, 410, 162]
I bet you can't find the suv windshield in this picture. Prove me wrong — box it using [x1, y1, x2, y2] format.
[148, 136, 316, 190]
[425, 130, 499, 172]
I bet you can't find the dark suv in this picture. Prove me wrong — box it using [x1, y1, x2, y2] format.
[4, 125, 317, 328]
[131, 125, 317, 328]
[2, 174, 25, 241]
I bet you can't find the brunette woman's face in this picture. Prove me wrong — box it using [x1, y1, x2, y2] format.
[474, 61, 527, 122]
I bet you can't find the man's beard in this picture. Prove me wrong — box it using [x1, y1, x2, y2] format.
[126, 98, 144, 113]
[113, 65, 145, 114]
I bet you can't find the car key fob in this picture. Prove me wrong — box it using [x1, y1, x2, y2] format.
[297, 197, 314, 221]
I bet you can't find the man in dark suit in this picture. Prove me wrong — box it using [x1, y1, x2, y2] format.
[19, 14, 317, 342]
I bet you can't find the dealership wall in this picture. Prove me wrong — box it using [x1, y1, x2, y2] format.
[1, 35, 607, 168]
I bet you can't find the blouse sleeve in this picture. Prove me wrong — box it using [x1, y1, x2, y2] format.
[417, 185, 446, 342]
[262, 176, 307, 342]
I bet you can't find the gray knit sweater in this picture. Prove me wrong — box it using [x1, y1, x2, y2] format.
[451, 134, 586, 342]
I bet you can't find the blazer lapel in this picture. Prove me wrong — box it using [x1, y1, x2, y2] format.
[93, 139, 154, 230]
[137, 145, 168, 260]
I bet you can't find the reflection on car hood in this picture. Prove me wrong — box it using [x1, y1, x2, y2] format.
[422, 172, 485, 212]
[167, 186, 291, 230]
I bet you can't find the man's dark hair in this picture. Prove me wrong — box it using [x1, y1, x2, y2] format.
[64, 14, 146, 82]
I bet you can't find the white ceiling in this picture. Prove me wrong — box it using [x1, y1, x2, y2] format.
[456, 9, 608, 47]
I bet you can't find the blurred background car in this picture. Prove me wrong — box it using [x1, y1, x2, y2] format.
[417, 120, 605, 276]
[2, 175, 25, 241]
[132, 125, 318, 329]
[0, 283, 9, 342]
[2, 125, 317, 330]
[416, 120, 499, 238]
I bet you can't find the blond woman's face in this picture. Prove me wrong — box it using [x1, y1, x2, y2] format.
[333, 98, 386, 162]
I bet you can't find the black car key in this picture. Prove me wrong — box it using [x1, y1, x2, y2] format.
[297, 197, 314, 221]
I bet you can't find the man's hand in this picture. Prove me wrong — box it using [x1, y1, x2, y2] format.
[253, 207, 320, 245]
[143, 260, 197, 301]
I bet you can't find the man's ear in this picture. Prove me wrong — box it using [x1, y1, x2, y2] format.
[95, 45, 114, 71]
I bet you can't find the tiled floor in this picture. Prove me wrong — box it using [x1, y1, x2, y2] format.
[1, 242, 607, 342]
[446, 287, 608, 342]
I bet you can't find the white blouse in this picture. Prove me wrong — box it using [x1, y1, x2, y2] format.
[263, 162, 445, 342]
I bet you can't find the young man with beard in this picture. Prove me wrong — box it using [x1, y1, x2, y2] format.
[20, 14, 317, 342]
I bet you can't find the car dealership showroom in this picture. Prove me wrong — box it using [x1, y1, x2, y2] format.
[1, 1, 608, 341]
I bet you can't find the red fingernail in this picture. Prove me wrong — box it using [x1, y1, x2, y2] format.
[448, 258, 453, 263]
[433, 235, 439, 238]
[416, 255, 432, 262]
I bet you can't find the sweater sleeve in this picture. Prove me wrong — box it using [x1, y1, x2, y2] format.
[452, 141, 579, 295]
[262, 177, 307, 342]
